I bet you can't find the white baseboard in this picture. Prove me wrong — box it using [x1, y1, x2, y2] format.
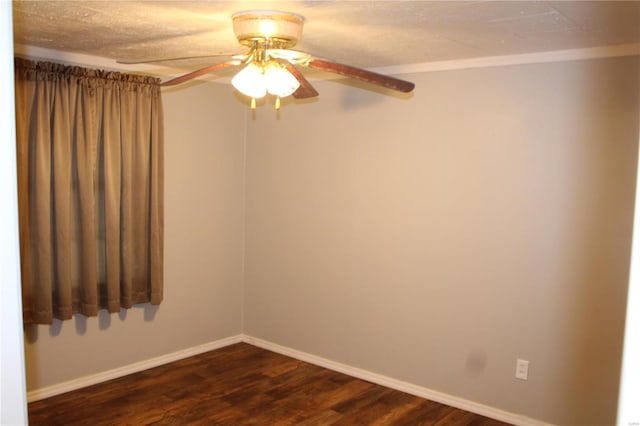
[26, 334, 243, 402]
[27, 333, 550, 426]
[241, 335, 551, 426]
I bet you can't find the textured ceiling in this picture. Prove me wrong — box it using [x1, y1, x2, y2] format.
[12, 1, 640, 77]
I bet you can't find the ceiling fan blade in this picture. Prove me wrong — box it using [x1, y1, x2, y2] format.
[267, 49, 311, 63]
[282, 63, 319, 99]
[160, 61, 240, 87]
[117, 54, 238, 65]
[306, 58, 415, 93]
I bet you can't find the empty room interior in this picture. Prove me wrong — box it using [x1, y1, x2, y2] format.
[3, 1, 640, 425]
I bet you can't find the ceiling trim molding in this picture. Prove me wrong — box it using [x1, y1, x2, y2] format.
[374, 43, 640, 75]
[14, 42, 640, 82]
[13, 44, 163, 74]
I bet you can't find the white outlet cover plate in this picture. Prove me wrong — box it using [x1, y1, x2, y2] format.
[516, 359, 529, 380]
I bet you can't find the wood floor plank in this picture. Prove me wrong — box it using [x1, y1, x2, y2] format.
[28, 343, 513, 425]
[389, 399, 456, 425]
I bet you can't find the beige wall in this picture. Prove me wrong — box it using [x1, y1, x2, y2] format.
[22, 56, 640, 425]
[23, 82, 246, 390]
[244, 56, 640, 425]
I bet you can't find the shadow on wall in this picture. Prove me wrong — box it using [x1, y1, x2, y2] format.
[22, 303, 159, 394]
[23, 303, 160, 343]
[335, 77, 414, 110]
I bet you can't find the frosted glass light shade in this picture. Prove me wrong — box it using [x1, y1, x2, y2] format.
[231, 63, 267, 99]
[232, 61, 300, 100]
[265, 62, 300, 97]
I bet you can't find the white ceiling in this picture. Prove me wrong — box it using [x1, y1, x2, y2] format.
[11, 1, 640, 78]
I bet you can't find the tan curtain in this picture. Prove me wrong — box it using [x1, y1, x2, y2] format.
[14, 58, 164, 324]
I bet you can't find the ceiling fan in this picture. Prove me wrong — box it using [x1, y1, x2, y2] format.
[119, 10, 415, 109]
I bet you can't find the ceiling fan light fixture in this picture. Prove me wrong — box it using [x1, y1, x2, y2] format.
[232, 60, 300, 106]
[231, 61, 300, 105]
[232, 10, 305, 48]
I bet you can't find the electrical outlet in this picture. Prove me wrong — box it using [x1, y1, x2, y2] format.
[515, 359, 529, 380]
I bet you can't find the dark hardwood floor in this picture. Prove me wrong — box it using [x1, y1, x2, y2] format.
[28, 343, 512, 425]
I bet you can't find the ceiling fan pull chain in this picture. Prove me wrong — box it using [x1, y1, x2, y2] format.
[251, 98, 257, 109]
[275, 96, 281, 110]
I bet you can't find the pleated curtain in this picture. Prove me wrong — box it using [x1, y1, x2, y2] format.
[14, 58, 164, 324]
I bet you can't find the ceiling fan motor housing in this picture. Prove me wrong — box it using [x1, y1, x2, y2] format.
[232, 10, 305, 49]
